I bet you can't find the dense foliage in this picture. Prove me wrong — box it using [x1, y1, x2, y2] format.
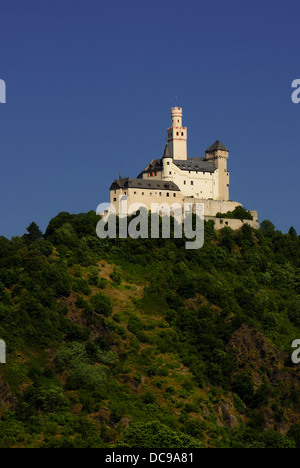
[216, 206, 253, 220]
[0, 212, 299, 448]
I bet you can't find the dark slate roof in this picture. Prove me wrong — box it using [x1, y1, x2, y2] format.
[162, 144, 171, 158]
[205, 140, 228, 153]
[110, 178, 180, 192]
[137, 159, 163, 178]
[173, 157, 216, 173]
[138, 154, 216, 176]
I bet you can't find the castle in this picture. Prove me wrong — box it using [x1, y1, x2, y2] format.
[109, 107, 258, 230]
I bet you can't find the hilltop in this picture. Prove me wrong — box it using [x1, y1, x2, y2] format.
[0, 212, 299, 448]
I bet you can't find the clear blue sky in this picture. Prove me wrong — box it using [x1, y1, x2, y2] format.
[0, 0, 299, 238]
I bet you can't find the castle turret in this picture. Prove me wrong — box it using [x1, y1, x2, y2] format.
[167, 107, 187, 160]
[162, 143, 173, 179]
[205, 140, 229, 201]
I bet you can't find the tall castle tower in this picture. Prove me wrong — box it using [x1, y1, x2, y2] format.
[167, 107, 187, 160]
[205, 141, 229, 201]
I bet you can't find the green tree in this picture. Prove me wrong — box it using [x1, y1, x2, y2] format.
[24, 222, 43, 243]
[260, 220, 275, 237]
[288, 226, 298, 239]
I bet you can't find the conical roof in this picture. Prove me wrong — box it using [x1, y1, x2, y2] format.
[205, 140, 228, 153]
[162, 144, 171, 158]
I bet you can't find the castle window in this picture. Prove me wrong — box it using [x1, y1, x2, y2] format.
[142, 192, 144, 195]
[181, 132, 184, 136]
[176, 132, 179, 136]
[173, 193, 176, 197]
[191, 181, 194, 185]
[184, 180, 186, 185]
[159, 192, 162, 196]
[167, 162, 170, 165]
[134, 191, 136, 195]
[169, 171, 172, 175]
[167, 193, 169, 197]
[113, 198, 117, 202]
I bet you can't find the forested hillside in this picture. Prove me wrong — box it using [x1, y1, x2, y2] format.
[0, 212, 299, 448]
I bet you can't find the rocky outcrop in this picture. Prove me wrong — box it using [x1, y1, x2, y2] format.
[217, 399, 239, 428]
[226, 324, 300, 432]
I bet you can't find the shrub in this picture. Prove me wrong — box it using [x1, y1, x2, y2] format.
[216, 206, 253, 221]
[72, 278, 91, 296]
[183, 419, 206, 439]
[67, 363, 107, 391]
[110, 266, 122, 285]
[87, 266, 100, 286]
[232, 373, 255, 405]
[117, 421, 205, 448]
[90, 293, 113, 316]
[56, 342, 88, 369]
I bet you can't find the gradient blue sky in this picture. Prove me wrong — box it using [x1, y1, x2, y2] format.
[0, 0, 299, 238]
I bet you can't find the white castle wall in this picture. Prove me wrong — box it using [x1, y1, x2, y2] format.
[189, 199, 259, 227]
[185, 198, 241, 217]
[205, 216, 259, 231]
[110, 187, 182, 215]
[162, 158, 217, 199]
